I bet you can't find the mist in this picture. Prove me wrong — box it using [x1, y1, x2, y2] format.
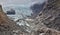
[0, 0, 46, 7]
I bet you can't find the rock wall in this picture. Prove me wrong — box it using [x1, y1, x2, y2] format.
[32, 0, 60, 35]
[36, 0, 60, 31]
[0, 5, 20, 35]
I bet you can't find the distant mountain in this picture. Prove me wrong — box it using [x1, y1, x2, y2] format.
[30, 2, 45, 18]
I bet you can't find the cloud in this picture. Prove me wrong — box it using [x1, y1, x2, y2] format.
[0, 0, 46, 7]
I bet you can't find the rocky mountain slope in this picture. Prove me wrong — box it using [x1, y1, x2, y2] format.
[0, 5, 20, 35]
[0, 0, 60, 35]
[33, 0, 60, 35]
[36, 0, 60, 31]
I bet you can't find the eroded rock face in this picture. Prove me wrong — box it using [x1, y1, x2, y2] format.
[31, 0, 60, 35]
[36, 0, 60, 31]
[0, 5, 20, 35]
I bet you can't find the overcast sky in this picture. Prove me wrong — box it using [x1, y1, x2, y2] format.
[0, 0, 46, 7]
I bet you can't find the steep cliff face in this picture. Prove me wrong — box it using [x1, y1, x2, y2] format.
[36, 0, 60, 31]
[30, 0, 60, 35]
[0, 5, 20, 35]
